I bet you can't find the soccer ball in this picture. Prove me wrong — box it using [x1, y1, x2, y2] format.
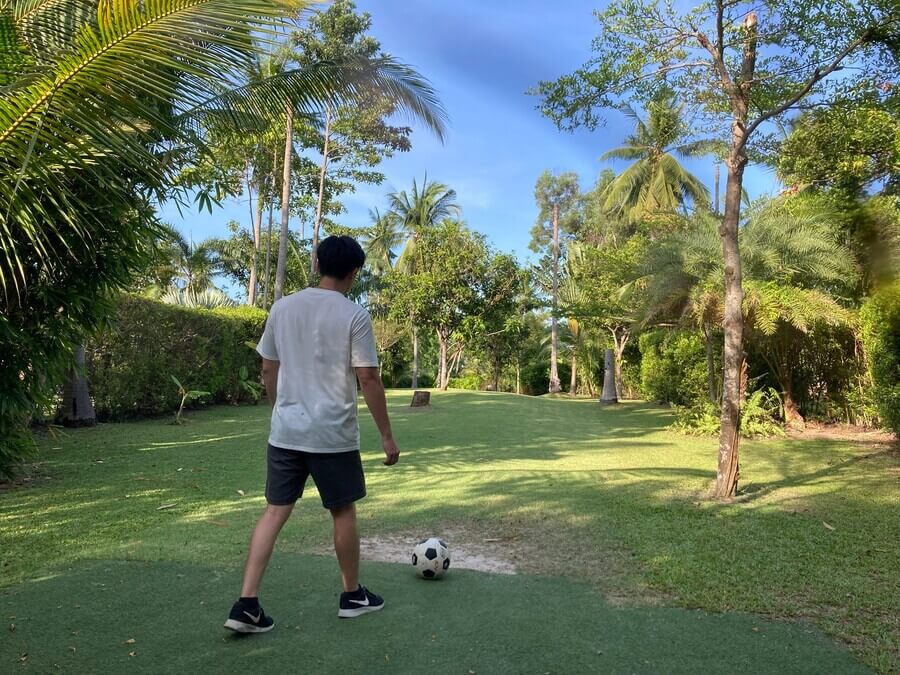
[411, 537, 450, 579]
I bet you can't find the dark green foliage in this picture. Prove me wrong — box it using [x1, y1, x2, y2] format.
[638, 331, 708, 406]
[671, 388, 785, 438]
[0, 203, 156, 480]
[860, 283, 900, 435]
[520, 361, 571, 397]
[86, 297, 267, 420]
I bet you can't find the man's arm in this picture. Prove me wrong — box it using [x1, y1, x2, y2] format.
[261, 358, 279, 405]
[355, 367, 400, 466]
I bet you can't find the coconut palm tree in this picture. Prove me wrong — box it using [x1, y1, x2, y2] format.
[167, 232, 219, 294]
[363, 208, 404, 276]
[390, 176, 460, 273]
[0, 1, 446, 453]
[600, 89, 714, 221]
[271, 58, 448, 298]
[388, 177, 459, 387]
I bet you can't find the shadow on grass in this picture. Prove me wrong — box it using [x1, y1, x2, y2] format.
[5, 395, 897, 671]
[0, 556, 868, 674]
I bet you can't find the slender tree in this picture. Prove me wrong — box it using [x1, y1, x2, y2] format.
[531, 171, 581, 393]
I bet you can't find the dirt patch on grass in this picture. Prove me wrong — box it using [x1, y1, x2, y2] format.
[320, 519, 665, 607]
[787, 422, 896, 445]
[354, 532, 517, 575]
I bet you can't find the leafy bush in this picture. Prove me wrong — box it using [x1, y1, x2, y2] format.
[671, 388, 785, 438]
[447, 373, 482, 390]
[87, 296, 267, 420]
[639, 330, 708, 406]
[860, 283, 900, 435]
[518, 360, 571, 396]
[741, 388, 787, 437]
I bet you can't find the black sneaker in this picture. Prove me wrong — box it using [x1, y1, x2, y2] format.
[338, 585, 385, 618]
[224, 599, 275, 633]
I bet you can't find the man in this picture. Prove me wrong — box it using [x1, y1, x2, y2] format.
[225, 235, 400, 633]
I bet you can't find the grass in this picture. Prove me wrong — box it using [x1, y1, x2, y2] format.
[2, 391, 898, 672]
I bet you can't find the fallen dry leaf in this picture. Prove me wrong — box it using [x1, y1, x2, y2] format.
[129, 651, 137, 657]
[69, 646, 76, 653]
[9, 623, 15, 632]
[156, 503, 177, 511]
[823, 521, 835, 531]
[237, 489, 245, 496]
[125, 638, 136, 644]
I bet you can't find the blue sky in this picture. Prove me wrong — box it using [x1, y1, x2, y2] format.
[158, 0, 782, 265]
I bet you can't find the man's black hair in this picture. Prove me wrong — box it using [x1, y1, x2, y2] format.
[317, 235, 366, 280]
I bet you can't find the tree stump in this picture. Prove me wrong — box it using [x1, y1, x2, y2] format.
[410, 390, 431, 408]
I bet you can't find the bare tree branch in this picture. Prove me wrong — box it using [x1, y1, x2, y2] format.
[745, 25, 877, 136]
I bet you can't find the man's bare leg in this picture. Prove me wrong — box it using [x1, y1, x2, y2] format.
[331, 503, 359, 592]
[240, 503, 294, 597]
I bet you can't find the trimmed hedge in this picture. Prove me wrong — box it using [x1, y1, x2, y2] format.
[87, 296, 267, 420]
[860, 283, 900, 435]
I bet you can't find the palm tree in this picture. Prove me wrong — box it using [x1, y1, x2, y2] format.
[388, 177, 459, 388]
[161, 287, 237, 309]
[271, 59, 448, 299]
[600, 89, 714, 222]
[640, 196, 858, 425]
[363, 208, 404, 276]
[167, 232, 218, 294]
[2, 2, 448, 452]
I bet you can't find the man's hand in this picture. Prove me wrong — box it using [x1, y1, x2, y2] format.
[382, 436, 400, 466]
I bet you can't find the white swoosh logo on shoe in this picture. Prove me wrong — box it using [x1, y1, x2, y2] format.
[348, 596, 370, 606]
[243, 610, 261, 623]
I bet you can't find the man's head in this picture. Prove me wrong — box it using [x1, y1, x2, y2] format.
[317, 236, 366, 285]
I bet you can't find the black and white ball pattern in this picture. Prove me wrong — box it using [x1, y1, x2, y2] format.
[411, 537, 450, 579]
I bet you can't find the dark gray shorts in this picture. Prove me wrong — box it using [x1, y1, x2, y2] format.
[265, 444, 366, 509]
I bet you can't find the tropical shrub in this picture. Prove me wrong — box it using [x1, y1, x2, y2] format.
[671, 388, 784, 438]
[860, 283, 900, 435]
[638, 330, 708, 406]
[87, 296, 267, 420]
[447, 373, 482, 390]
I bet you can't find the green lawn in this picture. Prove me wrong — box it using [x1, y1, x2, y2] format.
[2, 391, 897, 672]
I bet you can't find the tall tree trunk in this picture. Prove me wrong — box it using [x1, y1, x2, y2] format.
[715, 13, 756, 499]
[274, 104, 293, 302]
[411, 321, 419, 389]
[310, 105, 332, 279]
[59, 345, 96, 427]
[515, 360, 521, 395]
[716, 156, 747, 498]
[612, 327, 629, 399]
[704, 323, 717, 403]
[438, 329, 449, 390]
[248, 174, 264, 306]
[262, 143, 278, 308]
[549, 204, 561, 393]
[713, 163, 721, 214]
[570, 354, 577, 395]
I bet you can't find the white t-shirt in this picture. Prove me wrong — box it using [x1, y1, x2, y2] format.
[256, 288, 379, 453]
